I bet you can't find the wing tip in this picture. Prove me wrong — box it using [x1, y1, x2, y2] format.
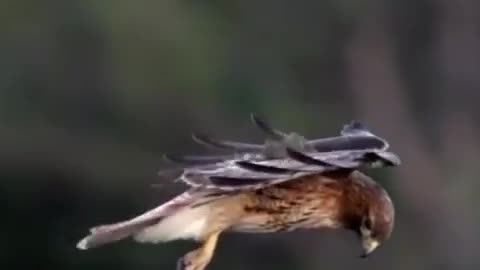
[374, 151, 402, 166]
[342, 120, 371, 135]
[162, 153, 178, 163]
[250, 113, 285, 139]
[341, 121, 391, 150]
[191, 132, 212, 146]
[76, 237, 90, 250]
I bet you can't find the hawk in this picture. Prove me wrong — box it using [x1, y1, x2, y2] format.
[77, 114, 400, 270]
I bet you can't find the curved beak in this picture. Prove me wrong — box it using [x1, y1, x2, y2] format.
[360, 238, 380, 258]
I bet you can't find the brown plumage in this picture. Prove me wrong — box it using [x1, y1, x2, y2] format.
[76, 115, 399, 270]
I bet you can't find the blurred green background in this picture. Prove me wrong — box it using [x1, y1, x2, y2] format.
[1, 0, 479, 269]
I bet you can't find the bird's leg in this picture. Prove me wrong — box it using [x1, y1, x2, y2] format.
[176, 232, 220, 270]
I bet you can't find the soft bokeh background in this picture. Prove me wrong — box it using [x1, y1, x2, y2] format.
[2, 1, 479, 270]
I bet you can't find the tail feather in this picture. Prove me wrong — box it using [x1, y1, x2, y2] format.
[76, 192, 193, 250]
[77, 219, 158, 249]
[76, 190, 225, 250]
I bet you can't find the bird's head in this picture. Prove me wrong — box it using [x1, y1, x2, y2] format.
[356, 189, 395, 258]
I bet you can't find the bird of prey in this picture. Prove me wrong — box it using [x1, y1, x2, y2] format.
[77, 114, 400, 270]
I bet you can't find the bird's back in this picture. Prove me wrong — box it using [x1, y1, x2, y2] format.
[230, 173, 345, 233]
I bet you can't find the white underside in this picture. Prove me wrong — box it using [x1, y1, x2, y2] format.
[134, 205, 210, 243]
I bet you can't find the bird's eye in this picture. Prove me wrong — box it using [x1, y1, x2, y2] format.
[363, 217, 372, 231]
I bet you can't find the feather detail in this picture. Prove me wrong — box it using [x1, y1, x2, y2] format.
[175, 148, 400, 191]
[191, 133, 262, 151]
[250, 113, 286, 140]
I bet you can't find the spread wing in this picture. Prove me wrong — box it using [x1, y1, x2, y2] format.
[185, 114, 389, 159]
[163, 114, 400, 191]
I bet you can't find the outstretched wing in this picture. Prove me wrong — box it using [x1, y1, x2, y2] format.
[163, 114, 400, 191]
[177, 149, 399, 191]
[165, 114, 389, 166]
